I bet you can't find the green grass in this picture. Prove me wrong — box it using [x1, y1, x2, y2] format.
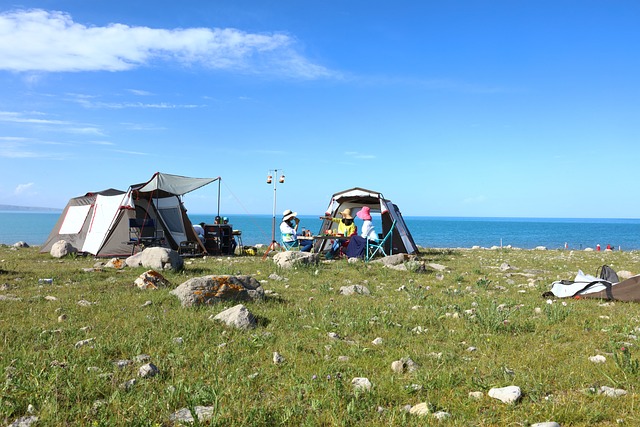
[1, 246, 640, 425]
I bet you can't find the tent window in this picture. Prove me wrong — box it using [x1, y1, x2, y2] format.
[159, 207, 183, 233]
[59, 205, 92, 234]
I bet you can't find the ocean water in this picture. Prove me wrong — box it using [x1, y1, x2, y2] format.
[2, 212, 640, 251]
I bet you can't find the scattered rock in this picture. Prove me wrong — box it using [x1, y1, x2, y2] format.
[138, 363, 159, 378]
[428, 263, 447, 271]
[372, 337, 383, 345]
[12, 241, 29, 248]
[351, 377, 372, 392]
[6, 415, 38, 427]
[210, 304, 256, 329]
[617, 271, 635, 280]
[126, 247, 183, 271]
[469, 391, 483, 400]
[273, 352, 285, 364]
[134, 270, 171, 290]
[105, 258, 125, 269]
[169, 406, 215, 424]
[409, 402, 430, 416]
[433, 411, 451, 420]
[339, 284, 371, 296]
[377, 254, 406, 266]
[171, 275, 264, 307]
[599, 386, 627, 397]
[488, 385, 521, 404]
[589, 355, 607, 363]
[50, 240, 77, 258]
[272, 251, 319, 269]
[531, 423, 561, 427]
[75, 338, 95, 349]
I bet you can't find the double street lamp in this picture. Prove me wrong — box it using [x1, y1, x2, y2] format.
[266, 169, 285, 252]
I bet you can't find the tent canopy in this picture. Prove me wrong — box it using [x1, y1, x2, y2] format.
[132, 172, 219, 197]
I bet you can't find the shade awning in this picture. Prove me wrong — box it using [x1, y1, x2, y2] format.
[133, 172, 219, 196]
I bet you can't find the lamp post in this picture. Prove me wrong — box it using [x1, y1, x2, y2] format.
[265, 169, 285, 254]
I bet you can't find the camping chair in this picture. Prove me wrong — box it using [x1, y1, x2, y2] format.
[281, 239, 299, 251]
[128, 218, 164, 254]
[365, 220, 396, 261]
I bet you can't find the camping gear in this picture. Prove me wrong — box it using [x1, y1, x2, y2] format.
[545, 265, 640, 302]
[315, 187, 418, 255]
[40, 172, 219, 257]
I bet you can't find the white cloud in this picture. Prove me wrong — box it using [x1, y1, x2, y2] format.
[344, 151, 376, 160]
[14, 183, 34, 194]
[0, 9, 334, 79]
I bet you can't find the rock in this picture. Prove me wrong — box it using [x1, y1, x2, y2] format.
[409, 402, 430, 416]
[589, 355, 607, 363]
[428, 263, 447, 271]
[378, 254, 406, 266]
[469, 391, 483, 399]
[138, 363, 159, 378]
[273, 352, 285, 364]
[351, 377, 372, 392]
[169, 406, 215, 424]
[531, 423, 561, 427]
[433, 411, 450, 420]
[57, 314, 67, 322]
[125, 252, 143, 268]
[499, 262, 512, 271]
[6, 416, 39, 427]
[134, 270, 171, 290]
[617, 271, 635, 280]
[339, 285, 371, 296]
[488, 385, 521, 404]
[347, 257, 361, 264]
[372, 337, 383, 345]
[210, 304, 256, 329]
[137, 247, 183, 271]
[12, 241, 29, 248]
[171, 275, 264, 307]
[272, 251, 319, 269]
[535, 246, 547, 251]
[391, 360, 404, 373]
[50, 240, 77, 258]
[135, 354, 151, 363]
[74, 338, 95, 349]
[105, 258, 125, 269]
[386, 263, 408, 271]
[391, 357, 419, 373]
[599, 386, 627, 397]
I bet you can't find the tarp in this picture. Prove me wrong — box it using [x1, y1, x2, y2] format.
[133, 172, 219, 196]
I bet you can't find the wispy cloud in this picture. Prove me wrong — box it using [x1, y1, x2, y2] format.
[0, 111, 71, 125]
[0, 9, 335, 79]
[344, 151, 376, 160]
[128, 89, 153, 96]
[110, 149, 149, 156]
[14, 183, 34, 194]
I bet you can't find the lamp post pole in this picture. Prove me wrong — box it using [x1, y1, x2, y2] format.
[263, 169, 285, 258]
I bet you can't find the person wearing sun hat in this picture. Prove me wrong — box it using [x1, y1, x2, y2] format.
[320, 208, 358, 258]
[280, 209, 313, 252]
[356, 206, 378, 241]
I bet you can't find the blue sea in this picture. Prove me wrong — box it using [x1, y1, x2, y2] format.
[1, 212, 640, 251]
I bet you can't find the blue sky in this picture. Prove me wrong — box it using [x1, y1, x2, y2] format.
[1, 1, 639, 218]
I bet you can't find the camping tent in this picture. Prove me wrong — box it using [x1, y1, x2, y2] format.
[314, 187, 418, 255]
[40, 172, 219, 257]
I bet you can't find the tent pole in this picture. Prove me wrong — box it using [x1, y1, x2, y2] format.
[217, 179, 221, 219]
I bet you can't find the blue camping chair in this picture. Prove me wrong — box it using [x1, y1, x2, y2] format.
[281, 239, 299, 251]
[365, 220, 396, 261]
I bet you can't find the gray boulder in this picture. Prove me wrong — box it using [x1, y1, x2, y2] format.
[339, 285, 371, 296]
[377, 254, 406, 266]
[273, 251, 319, 269]
[12, 241, 29, 248]
[210, 304, 256, 329]
[171, 275, 264, 307]
[126, 247, 183, 271]
[50, 240, 77, 258]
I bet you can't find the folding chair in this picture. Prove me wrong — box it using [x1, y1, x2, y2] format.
[281, 239, 299, 251]
[128, 218, 163, 254]
[365, 220, 396, 261]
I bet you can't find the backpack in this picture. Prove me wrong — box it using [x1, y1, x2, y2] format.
[597, 265, 619, 283]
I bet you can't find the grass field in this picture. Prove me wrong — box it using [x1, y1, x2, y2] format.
[1, 246, 640, 426]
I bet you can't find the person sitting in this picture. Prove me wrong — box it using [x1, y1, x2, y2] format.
[320, 208, 357, 258]
[280, 209, 313, 252]
[345, 206, 378, 258]
[193, 222, 205, 243]
[223, 217, 237, 254]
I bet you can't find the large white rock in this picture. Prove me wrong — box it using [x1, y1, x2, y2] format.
[351, 377, 372, 392]
[409, 402, 430, 416]
[50, 240, 77, 258]
[488, 385, 521, 404]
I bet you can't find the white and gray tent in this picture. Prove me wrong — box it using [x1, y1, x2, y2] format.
[314, 187, 418, 255]
[41, 172, 218, 257]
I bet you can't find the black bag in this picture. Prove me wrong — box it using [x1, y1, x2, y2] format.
[597, 265, 619, 283]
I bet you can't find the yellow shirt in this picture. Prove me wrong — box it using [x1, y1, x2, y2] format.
[330, 217, 357, 236]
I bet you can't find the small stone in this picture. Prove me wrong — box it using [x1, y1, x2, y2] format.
[337, 356, 349, 362]
[57, 314, 67, 322]
[351, 377, 372, 392]
[113, 360, 132, 369]
[173, 337, 184, 344]
[273, 352, 285, 364]
[328, 332, 340, 340]
[121, 378, 137, 391]
[372, 337, 383, 345]
[599, 386, 627, 397]
[469, 391, 483, 399]
[488, 385, 522, 404]
[391, 360, 404, 373]
[531, 423, 561, 427]
[433, 411, 450, 420]
[74, 338, 95, 349]
[409, 402, 430, 416]
[138, 363, 159, 378]
[44, 295, 58, 301]
[589, 355, 607, 363]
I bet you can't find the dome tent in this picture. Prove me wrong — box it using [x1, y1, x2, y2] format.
[314, 187, 418, 255]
